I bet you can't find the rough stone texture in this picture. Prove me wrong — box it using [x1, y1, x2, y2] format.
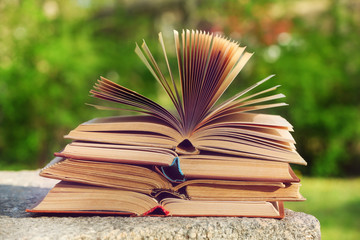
[0, 170, 321, 240]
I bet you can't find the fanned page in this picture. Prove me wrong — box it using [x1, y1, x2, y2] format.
[91, 30, 279, 135]
[87, 29, 304, 164]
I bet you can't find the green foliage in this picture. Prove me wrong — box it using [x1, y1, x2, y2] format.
[198, 1, 360, 176]
[0, 0, 159, 169]
[286, 177, 360, 240]
[264, 4, 360, 176]
[0, 1, 359, 176]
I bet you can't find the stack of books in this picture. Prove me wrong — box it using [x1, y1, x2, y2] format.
[28, 30, 306, 218]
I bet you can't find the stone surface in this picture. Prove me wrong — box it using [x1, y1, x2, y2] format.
[0, 170, 321, 240]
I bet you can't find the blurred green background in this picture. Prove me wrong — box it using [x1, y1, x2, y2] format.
[0, 0, 359, 238]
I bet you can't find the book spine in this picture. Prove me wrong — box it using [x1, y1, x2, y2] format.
[142, 205, 170, 216]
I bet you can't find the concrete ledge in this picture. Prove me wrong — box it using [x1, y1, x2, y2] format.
[0, 170, 321, 240]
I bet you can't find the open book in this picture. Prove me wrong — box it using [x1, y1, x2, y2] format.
[81, 29, 305, 165]
[39, 157, 304, 201]
[54, 143, 300, 182]
[28, 181, 285, 218]
[28, 29, 306, 218]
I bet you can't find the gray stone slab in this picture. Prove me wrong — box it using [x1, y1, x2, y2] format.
[0, 170, 321, 240]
